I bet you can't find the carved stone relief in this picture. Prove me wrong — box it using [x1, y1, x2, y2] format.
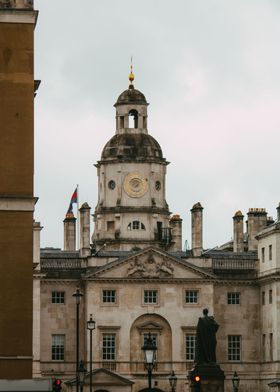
[127, 253, 174, 278]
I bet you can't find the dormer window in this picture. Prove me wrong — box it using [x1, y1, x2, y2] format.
[127, 220, 146, 230]
[128, 109, 138, 128]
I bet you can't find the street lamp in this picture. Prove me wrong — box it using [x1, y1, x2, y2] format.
[142, 332, 157, 391]
[78, 360, 87, 392]
[87, 314, 96, 392]
[169, 370, 177, 392]
[72, 288, 83, 392]
[232, 371, 240, 392]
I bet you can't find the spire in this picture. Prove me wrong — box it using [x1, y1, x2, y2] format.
[129, 56, 134, 89]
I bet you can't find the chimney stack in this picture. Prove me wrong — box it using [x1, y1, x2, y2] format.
[191, 202, 203, 257]
[63, 212, 76, 251]
[169, 214, 182, 251]
[233, 211, 244, 252]
[247, 208, 267, 251]
[277, 203, 280, 222]
[79, 202, 91, 257]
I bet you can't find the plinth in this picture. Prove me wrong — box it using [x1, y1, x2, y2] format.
[188, 363, 225, 392]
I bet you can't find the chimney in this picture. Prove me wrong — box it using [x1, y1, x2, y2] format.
[233, 211, 244, 252]
[277, 203, 280, 222]
[191, 202, 203, 257]
[247, 208, 267, 251]
[79, 202, 91, 257]
[63, 212, 76, 251]
[169, 214, 182, 251]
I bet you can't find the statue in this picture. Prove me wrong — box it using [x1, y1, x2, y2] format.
[195, 308, 219, 365]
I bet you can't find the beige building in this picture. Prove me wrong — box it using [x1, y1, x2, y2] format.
[33, 75, 280, 392]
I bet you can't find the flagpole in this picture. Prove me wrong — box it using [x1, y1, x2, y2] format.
[77, 183, 79, 251]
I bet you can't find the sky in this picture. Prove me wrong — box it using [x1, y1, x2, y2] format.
[34, 0, 280, 250]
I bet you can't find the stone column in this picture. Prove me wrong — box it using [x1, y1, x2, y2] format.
[191, 202, 203, 257]
[79, 202, 91, 257]
[169, 214, 182, 251]
[63, 212, 76, 251]
[233, 210, 244, 252]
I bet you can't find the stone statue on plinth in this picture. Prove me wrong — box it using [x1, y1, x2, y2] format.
[195, 308, 219, 365]
[188, 309, 225, 392]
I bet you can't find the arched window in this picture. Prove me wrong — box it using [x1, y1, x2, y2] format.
[127, 220, 146, 231]
[128, 109, 138, 128]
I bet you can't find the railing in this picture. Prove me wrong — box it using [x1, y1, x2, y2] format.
[41, 259, 83, 269]
[154, 228, 172, 245]
[213, 259, 256, 271]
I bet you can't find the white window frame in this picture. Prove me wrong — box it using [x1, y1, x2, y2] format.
[102, 333, 116, 361]
[51, 291, 65, 304]
[185, 290, 199, 305]
[227, 292, 240, 305]
[102, 289, 117, 304]
[51, 334, 65, 361]
[185, 334, 196, 361]
[143, 289, 158, 305]
[228, 335, 241, 361]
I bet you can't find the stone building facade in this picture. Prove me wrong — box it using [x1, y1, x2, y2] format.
[33, 76, 280, 392]
[0, 0, 38, 379]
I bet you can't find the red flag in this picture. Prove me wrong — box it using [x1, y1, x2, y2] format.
[67, 187, 78, 214]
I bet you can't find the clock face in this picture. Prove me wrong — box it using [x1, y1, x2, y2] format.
[123, 172, 148, 198]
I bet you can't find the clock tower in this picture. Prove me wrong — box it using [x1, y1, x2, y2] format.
[93, 70, 173, 251]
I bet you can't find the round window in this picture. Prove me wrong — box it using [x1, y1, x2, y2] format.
[108, 180, 116, 190]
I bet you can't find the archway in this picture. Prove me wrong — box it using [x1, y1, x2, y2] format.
[130, 313, 172, 371]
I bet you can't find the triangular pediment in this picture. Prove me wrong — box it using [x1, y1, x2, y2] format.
[66, 368, 134, 386]
[86, 247, 215, 280]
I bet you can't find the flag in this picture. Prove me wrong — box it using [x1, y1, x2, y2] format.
[67, 187, 78, 214]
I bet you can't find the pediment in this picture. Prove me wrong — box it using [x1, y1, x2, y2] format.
[86, 247, 215, 280]
[66, 368, 134, 386]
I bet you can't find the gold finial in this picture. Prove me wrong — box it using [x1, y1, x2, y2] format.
[129, 56, 134, 86]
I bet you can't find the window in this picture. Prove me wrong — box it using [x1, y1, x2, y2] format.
[51, 291, 65, 304]
[128, 109, 138, 128]
[185, 334, 196, 361]
[228, 335, 241, 361]
[185, 290, 199, 304]
[262, 334, 266, 361]
[269, 289, 273, 304]
[120, 116, 124, 128]
[269, 245, 272, 261]
[127, 221, 146, 230]
[227, 292, 240, 305]
[102, 290, 116, 304]
[155, 181, 161, 191]
[262, 291, 265, 305]
[108, 180, 116, 190]
[269, 333, 273, 360]
[144, 290, 158, 304]
[102, 333, 116, 361]
[261, 247, 265, 263]
[52, 335, 65, 361]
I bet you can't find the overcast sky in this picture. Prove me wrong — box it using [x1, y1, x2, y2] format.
[34, 0, 280, 250]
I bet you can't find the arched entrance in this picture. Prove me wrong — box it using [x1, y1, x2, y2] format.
[130, 313, 172, 371]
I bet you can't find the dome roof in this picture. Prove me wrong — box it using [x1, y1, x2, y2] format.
[101, 133, 163, 161]
[114, 85, 148, 106]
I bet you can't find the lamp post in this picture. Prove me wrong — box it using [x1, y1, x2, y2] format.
[232, 371, 240, 392]
[87, 314, 96, 392]
[72, 288, 83, 392]
[169, 370, 177, 392]
[78, 360, 87, 392]
[142, 332, 157, 391]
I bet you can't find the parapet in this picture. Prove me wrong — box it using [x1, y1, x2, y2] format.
[0, 0, 33, 9]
